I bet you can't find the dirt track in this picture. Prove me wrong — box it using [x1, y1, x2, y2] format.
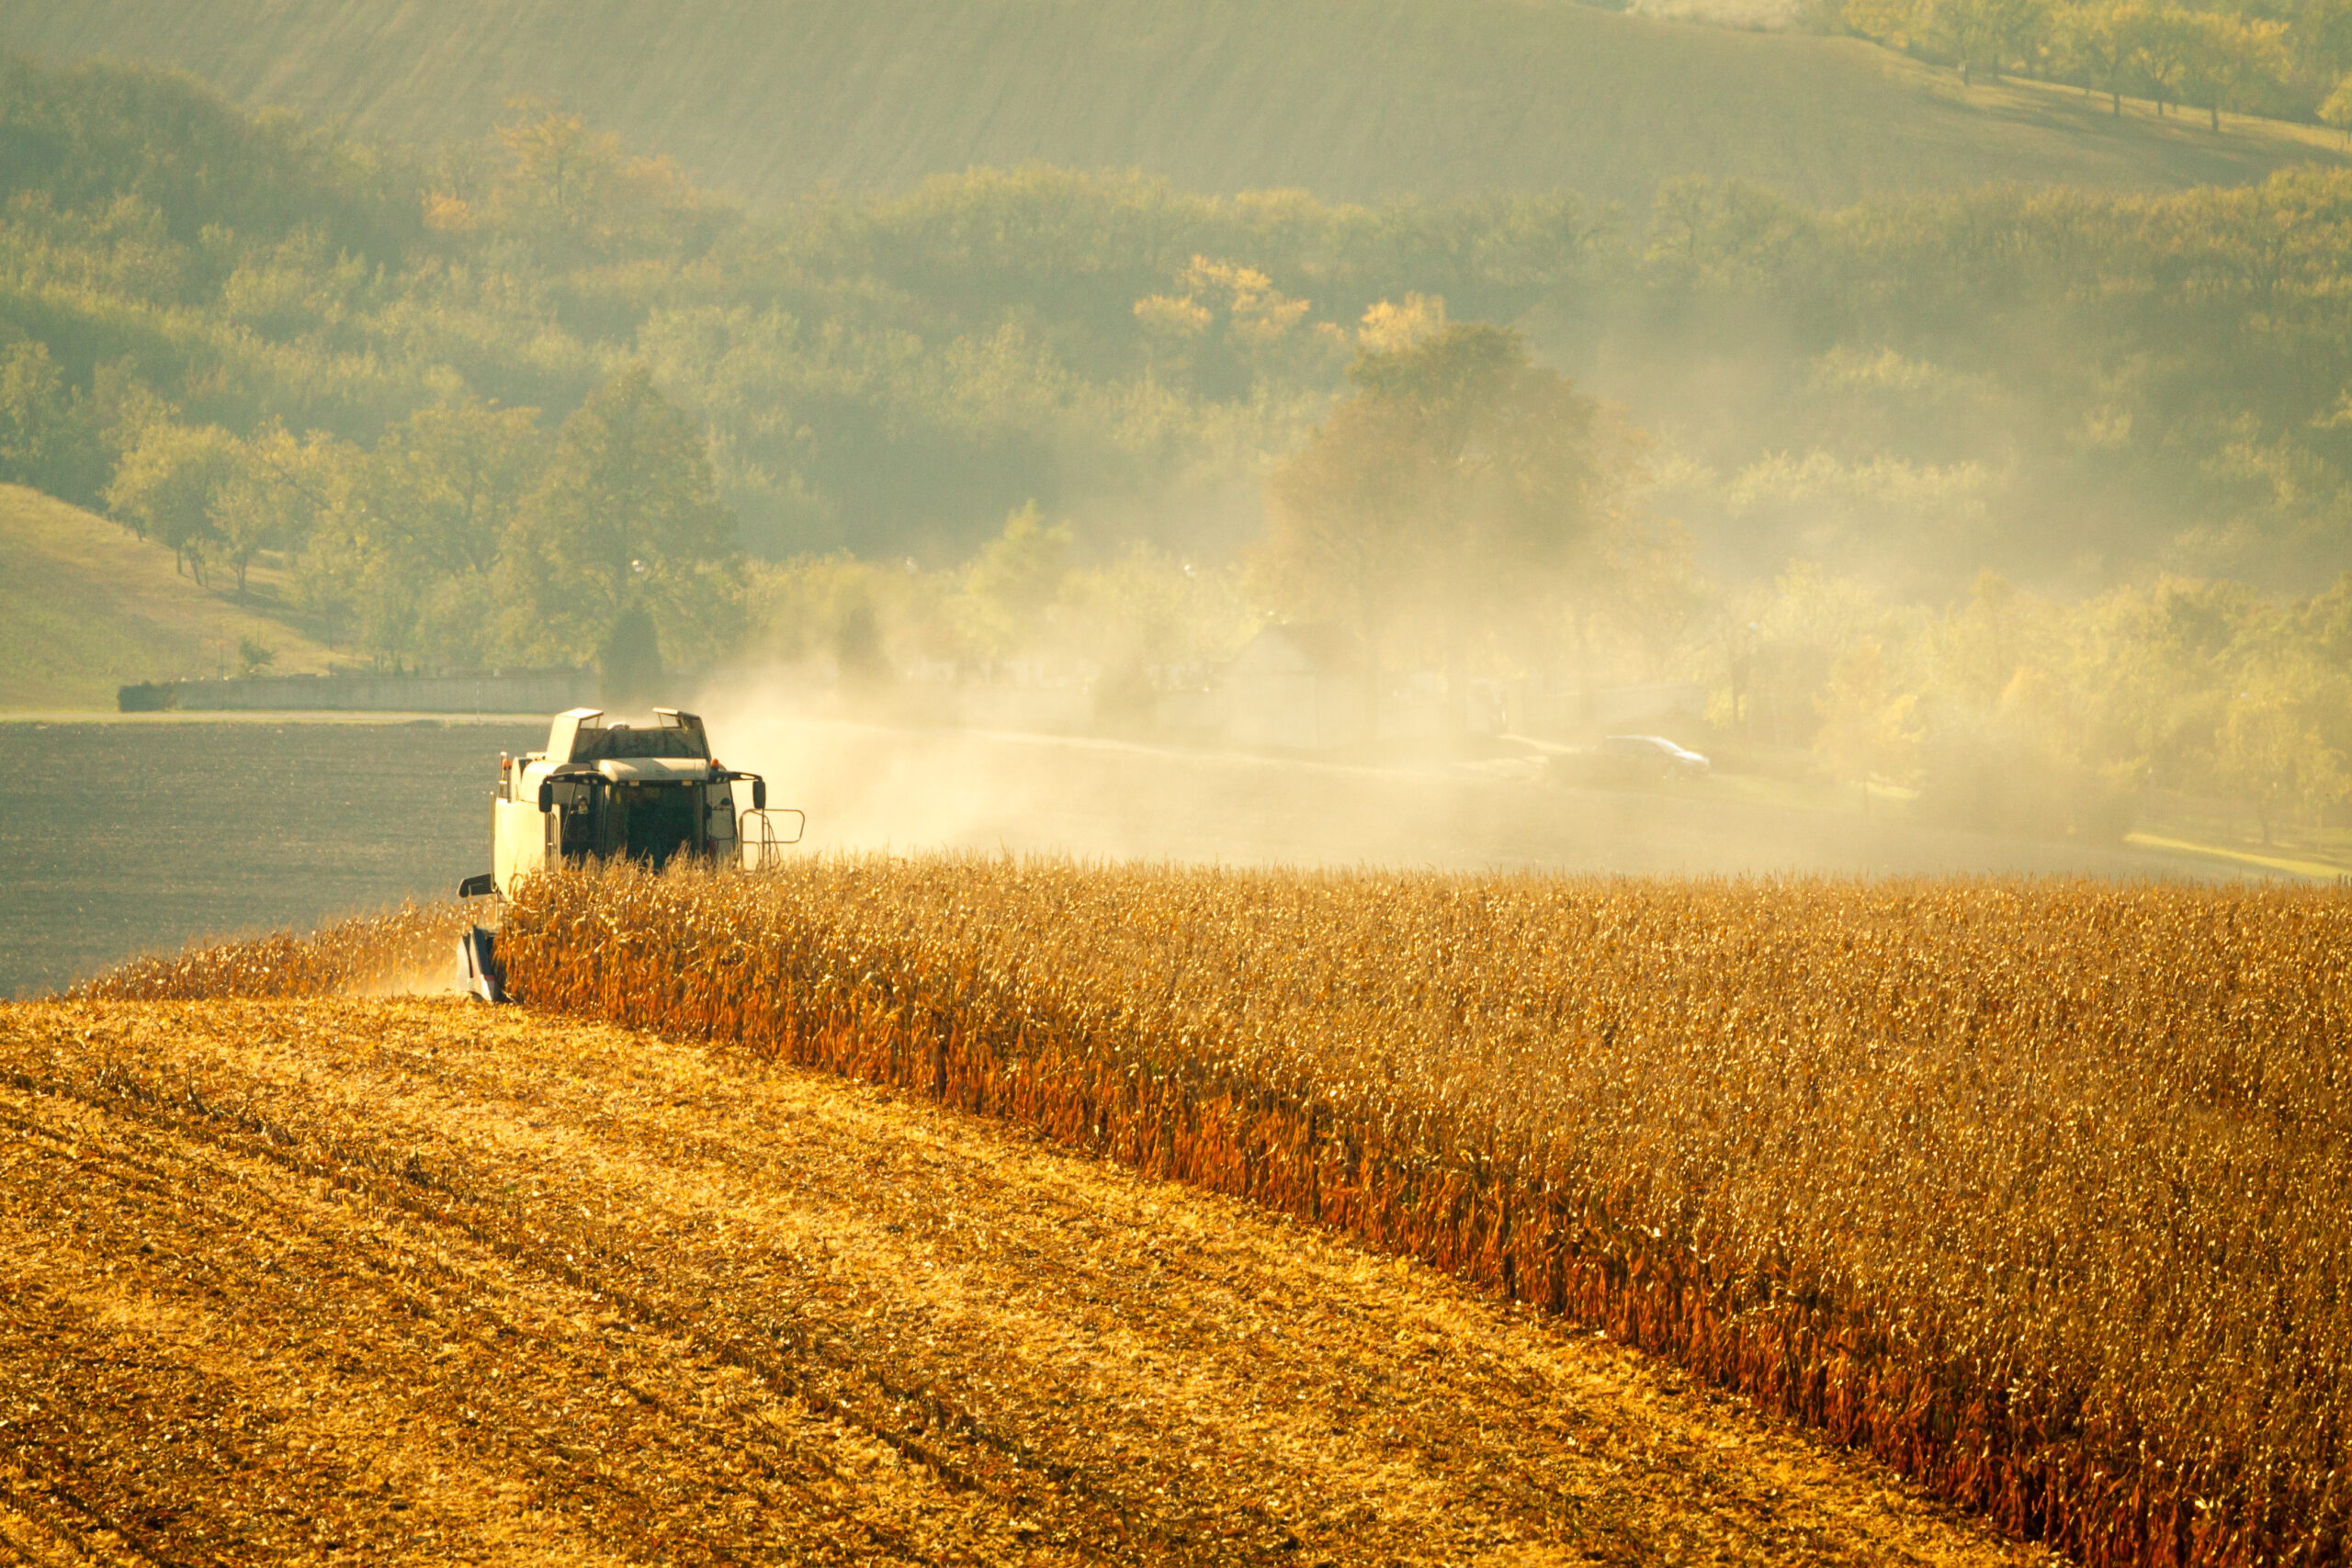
[0, 999, 2044, 1565]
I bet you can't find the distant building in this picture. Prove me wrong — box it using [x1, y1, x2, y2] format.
[1226, 623, 1368, 750]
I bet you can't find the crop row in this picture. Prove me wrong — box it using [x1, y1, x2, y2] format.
[72, 901, 469, 1001]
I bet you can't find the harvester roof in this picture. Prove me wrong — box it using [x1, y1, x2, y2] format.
[546, 706, 710, 764]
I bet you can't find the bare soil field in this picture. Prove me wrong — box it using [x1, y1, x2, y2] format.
[0, 998, 2040, 1565]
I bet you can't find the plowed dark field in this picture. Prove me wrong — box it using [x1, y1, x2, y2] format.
[0, 998, 2040, 1565]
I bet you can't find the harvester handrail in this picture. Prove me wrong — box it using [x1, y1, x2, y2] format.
[740, 807, 805, 869]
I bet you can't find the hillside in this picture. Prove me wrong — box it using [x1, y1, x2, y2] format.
[6, 0, 2347, 210]
[0, 994, 2039, 1565]
[0, 485, 335, 711]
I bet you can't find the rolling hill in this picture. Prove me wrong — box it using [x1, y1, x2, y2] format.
[0, 484, 335, 711]
[5, 0, 2346, 211]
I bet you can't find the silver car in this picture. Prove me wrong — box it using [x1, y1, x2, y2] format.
[1599, 734, 1711, 778]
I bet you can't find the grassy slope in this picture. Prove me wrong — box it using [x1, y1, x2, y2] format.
[0, 995, 2034, 1565]
[0, 484, 336, 710]
[5, 0, 2346, 209]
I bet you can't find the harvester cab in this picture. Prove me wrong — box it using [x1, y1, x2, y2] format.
[454, 706, 802, 1001]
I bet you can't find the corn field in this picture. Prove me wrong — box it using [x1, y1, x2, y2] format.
[496, 859, 2352, 1567]
[71, 902, 470, 1002]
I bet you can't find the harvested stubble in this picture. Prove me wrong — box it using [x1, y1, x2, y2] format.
[70, 901, 469, 1001]
[498, 860, 2352, 1568]
[0, 996, 2033, 1565]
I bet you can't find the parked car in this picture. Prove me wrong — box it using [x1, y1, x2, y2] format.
[1550, 734, 1712, 787]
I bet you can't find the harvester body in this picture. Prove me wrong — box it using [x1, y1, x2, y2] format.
[457, 708, 800, 1003]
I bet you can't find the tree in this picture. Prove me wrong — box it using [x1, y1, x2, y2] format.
[2178, 12, 2289, 131]
[1814, 638, 1922, 808]
[489, 100, 692, 255]
[1258, 393, 1430, 735]
[1357, 293, 1448, 355]
[496, 367, 741, 672]
[2215, 686, 2337, 844]
[1596, 517, 1708, 683]
[294, 403, 547, 669]
[1132, 256, 1329, 395]
[952, 502, 1075, 662]
[2125, 6, 2197, 116]
[387, 401, 547, 577]
[211, 423, 349, 600]
[1645, 178, 1813, 291]
[0, 340, 70, 488]
[1262, 324, 1635, 733]
[103, 423, 243, 581]
[2322, 73, 2352, 146]
[2060, 3, 2139, 114]
[1838, 0, 1926, 46]
[1926, 0, 2053, 83]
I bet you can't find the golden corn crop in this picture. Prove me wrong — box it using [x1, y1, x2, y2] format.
[488, 858, 2351, 1567]
[71, 902, 469, 1001]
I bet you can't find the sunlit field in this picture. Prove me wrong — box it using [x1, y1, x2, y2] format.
[83, 859, 2348, 1563]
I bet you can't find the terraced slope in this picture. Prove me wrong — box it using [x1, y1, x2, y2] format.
[0, 998, 2036, 1565]
[5, 0, 2345, 209]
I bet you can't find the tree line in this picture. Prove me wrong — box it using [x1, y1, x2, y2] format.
[2, 42, 2350, 840]
[8, 51, 2352, 592]
[93, 368, 735, 676]
[1737, 563, 2352, 849]
[1821, 0, 2352, 130]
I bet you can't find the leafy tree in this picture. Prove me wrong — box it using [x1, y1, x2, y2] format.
[1265, 324, 1634, 731]
[375, 401, 547, 577]
[102, 422, 242, 581]
[2294, 0, 2352, 96]
[1131, 255, 1337, 396]
[2179, 12, 2290, 130]
[0, 54, 421, 259]
[1836, 0, 1928, 45]
[2319, 71, 2352, 141]
[598, 606, 665, 705]
[1257, 392, 1430, 733]
[496, 367, 741, 671]
[1594, 516, 1709, 683]
[484, 100, 701, 258]
[1814, 638, 1922, 807]
[2125, 6, 2198, 115]
[2060, 3, 2141, 112]
[1645, 178, 1814, 291]
[0, 338, 70, 487]
[209, 423, 344, 599]
[1927, 0, 2054, 82]
[955, 503, 1074, 661]
[2215, 682, 2342, 843]
[1356, 294, 1448, 355]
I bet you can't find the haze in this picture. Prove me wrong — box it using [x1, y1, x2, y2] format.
[2, 0, 2347, 930]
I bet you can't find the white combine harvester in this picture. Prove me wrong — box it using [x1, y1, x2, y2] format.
[454, 705, 802, 1000]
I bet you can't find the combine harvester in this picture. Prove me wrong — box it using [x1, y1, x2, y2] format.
[455, 706, 801, 1001]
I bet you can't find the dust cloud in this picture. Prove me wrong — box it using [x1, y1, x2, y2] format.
[345, 954, 470, 999]
[690, 677, 2231, 882]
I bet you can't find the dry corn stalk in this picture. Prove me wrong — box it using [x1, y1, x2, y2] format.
[70, 902, 469, 1001]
